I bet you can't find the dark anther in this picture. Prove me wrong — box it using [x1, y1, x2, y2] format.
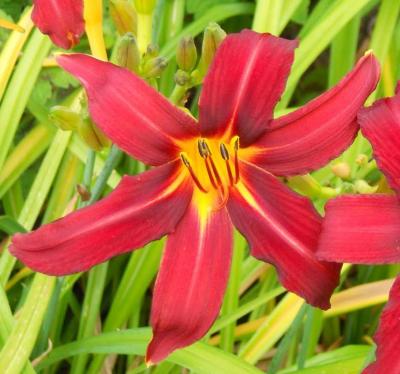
[180, 153, 190, 168]
[219, 143, 229, 160]
[198, 139, 213, 158]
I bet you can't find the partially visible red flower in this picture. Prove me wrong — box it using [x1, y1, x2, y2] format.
[32, 0, 84, 49]
[10, 30, 379, 363]
[317, 85, 400, 373]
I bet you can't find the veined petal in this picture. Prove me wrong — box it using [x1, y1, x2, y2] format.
[57, 54, 199, 166]
[317, 195, 400, 264]
[227, 161, 340, 309]
[10, 161, 192, 275]
[32, 0, 84, 49]
[363, 275, 400, 374]
[199, 30, 297, 146]
[146, 203, 233, 364]
[359, 93, 400, 195]
[245, 53, 380, 176]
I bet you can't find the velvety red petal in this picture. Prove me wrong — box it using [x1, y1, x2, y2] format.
[146, 204, 233, 363]
[363, 275, 400, 374]
[199, 30, 297, 147]
[10, 161, 192, 275]
[32, 0, 84, 49]
[246, 53, 380, 176]
[227, 161, 340, 309]
[57, 54, 199, 166]
[317, 195, 400, 264]
[359, 93, 400, 195]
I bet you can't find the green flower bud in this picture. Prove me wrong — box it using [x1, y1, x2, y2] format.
[176, 36, 197, 72]
[116, 33, 141, 73]
[110, 0, 137, 35]
[174, 69, 190, 86]
[200, 23, 226, 73]
[142, 57, 168, 78]
[134, 0, 156, 14]
[49, 106, 82, 131]
[146, 43, 159, 58]
[78, 119, 111, 151]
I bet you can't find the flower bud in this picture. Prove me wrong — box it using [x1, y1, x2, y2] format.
[78, 119, 110, 151]
[110, 0, 137, 35]
[174, 69, 190, 86]
[146, 43, 159, 58]
[354, 180, 378, 194]
[176, 36, 197, 72]
[142, 57, 167, 78]
[116, 33, 141, 73]
[134, 0, 156, 14]
[331, 162, 351, 180]
[76, 184, 91, 202]
[49, 106, 82, 131]
[200, 23, 226, 73]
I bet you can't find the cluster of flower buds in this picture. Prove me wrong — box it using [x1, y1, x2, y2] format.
[174, 23, 226, 88]
[115, 34, 167, 80]
[49, 105, 110, 151]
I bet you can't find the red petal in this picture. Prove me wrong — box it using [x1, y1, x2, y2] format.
[10, 161, 192, 275]
[146, 204, 233, 363]
[199, 30, 297, 146]
[359, 93, 400, 195]
[363, 275, 400, 374]
[32, 0, 84, 49]
[227, 161, 340, 309]
[57, 54, 199, 165]
[317, 195, 400, 264]
[246, 53, 380, 176]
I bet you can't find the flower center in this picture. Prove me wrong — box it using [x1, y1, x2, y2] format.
[180, 136, 240, 209]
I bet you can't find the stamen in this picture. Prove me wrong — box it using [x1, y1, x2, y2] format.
[233, 136, 240, 183]
[180, 153, 208, 193]
[204, 158, 218, 189]
[220, 143, 234, 185]
[208, 156, 223, 186]
[213, 185, 230, 211]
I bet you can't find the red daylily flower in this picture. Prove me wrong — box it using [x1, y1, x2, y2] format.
[317, 85, 400, 373]
[32, 0, 84, 49]
[11, 30, 379, 363]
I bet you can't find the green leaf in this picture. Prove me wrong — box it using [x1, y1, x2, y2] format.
[38, 328, 263, 374]
[0, 215, 26, 235]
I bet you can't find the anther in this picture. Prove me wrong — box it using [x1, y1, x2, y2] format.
[220, 143, 234, 185]
[219, 143, 229, 160]
[180, 153, 208, 193]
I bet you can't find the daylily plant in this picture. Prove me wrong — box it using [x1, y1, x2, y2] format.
[11, 30, 379, 363]
[32, 0, 84, 49]
[317, 85, 400, 374]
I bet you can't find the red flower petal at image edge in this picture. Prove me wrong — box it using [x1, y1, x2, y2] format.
[32, 0, 84, 49]
[146, 204, 233, 364]
[11, 30, 381, 363]
[316, 87, 400, 373]
[11, 161, 193, 275]
[363, 275, 400, 374]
